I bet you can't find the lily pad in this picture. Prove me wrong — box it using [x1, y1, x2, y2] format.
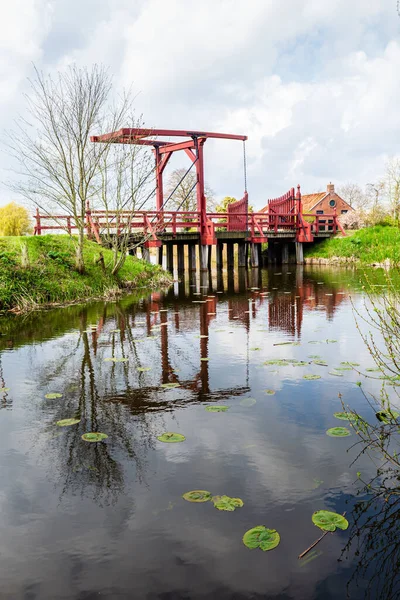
[200, 357, 209, 362]
[303, 374, 321, 380]
[326, 339, 338, 344]
[240, 398, 257, 407]
[211, 495, 244, 511]
[273, 341, 300, 346]
[326, 427, 351, 437]
[242, 526, 280, 551]
[366, 367, 381, 373]
[312, 510, 349, 532]
[265, 389, 275, 395]
[157, 432, 186, 443]
[250, 347, 261, 351]
[329, 371, 343, 377]
[334, 412, 357, 421]
[0, 387, 10, 392]
[205, 405, 229, 412]
[335, 366, 352, 371]
[137, 367, 151, 372]
[45, 392, 63, 399]
[308, 355, 322, 359]
[161, 383, 180, 389]
[182, 490, 212, 503]
[313, 361, 328, 367]
[56, 418, 80, 427]
[341, 362, 360, 367]
[104, 357, 128, 363]
[82, 432, 108, 442]
[376, 410, 400, 424]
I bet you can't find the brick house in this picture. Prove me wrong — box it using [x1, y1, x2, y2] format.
[301, 183, 353, 216]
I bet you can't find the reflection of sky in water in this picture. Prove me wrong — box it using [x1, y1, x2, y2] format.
[0, 266, 393, 599]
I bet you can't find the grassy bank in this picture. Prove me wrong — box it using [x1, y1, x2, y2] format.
[304, 226, 400, 265]
[0, 235, 172, 312]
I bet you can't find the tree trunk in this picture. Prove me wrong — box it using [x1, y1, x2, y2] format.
[76, 226, 85, 273]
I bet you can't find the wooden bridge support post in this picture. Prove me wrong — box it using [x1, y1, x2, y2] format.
[158, 245, 163, 266]
[199, 245, 208, 271]
[142, 247, 151, 262]
[216, 242, 223, 270]
[238, 241, 246, 268]
[227, 242, 234, 270]
[207, 245, 212, 270]
[177, 245, 185, 273]
[250, 243, 259, 268]
[188, 244, 196, 272]
[282, 243, 289, 264]
[166, 244, 174, 272]
[295, 242, 304, 265]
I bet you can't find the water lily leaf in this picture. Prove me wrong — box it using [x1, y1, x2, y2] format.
[161, 383, 180, 389]
[250, 347, 261, 351]
[308, 355, 322, 360]
[242, 526, 280, 551]
[240, 398, 257, 407]
[334, 412, 358, 421]
[326, 339, 338, 344]
[56, 418, 80, 427]
[312, 510, 349, 532]
[326, 427, 351, 437]
[376, 410, 400, 424]
[303, 374, 321, 380]
[211, 495, 244, 511]
[273, 341, 300, 346]
[0, 387, 10, 392]
[137, 367, 151, 372]
[182, 490, 212, 502]
[104, 357, 128, 363]
[313, 361, 328, 367]
[366, 367, 381, 372]
[341, 362, 360, 367]
[312, 478, 324, 489]
[157, 432, 186, 443]
[200, 357, 209, 361]
[329, 371, 343, 377]
[335, 366, 352, 371]
[45, 392, 63, 399]
[265, 389, 275, 395]
[205, 405, 229, 412]
[82, 432, 108, 442]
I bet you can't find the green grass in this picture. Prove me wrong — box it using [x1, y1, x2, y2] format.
[0, 235, 171, 312]
[305, 226, 400, 265]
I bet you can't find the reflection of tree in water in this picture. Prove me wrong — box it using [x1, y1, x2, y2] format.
[343, 471, 400, 600]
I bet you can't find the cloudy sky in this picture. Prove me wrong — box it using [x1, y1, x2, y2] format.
[1, 0, 399, 209]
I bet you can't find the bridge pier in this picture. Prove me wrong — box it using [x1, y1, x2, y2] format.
[199, 245, 208, 271]
[188, 244, 196, 271]
[166, 244, 174, 272]
[227, 243, 234, 270]
[295, 242, 304, 265]
[216, 242, 223, 271]
[282, 243, 289, 264]
[208, 245, 212, 270]
[158, 246, 163, 266]
[177, 245, 185, 273]
[238, 241, 246, 268]
[250, 243, 259, 268]
[142, 246, 151, 262]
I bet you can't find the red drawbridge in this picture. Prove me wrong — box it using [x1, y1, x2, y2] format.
[33, 128, 345, 267]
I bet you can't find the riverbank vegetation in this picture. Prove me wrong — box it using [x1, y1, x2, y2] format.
[304, 225, 400, 265]
[0, 235, 171, 313]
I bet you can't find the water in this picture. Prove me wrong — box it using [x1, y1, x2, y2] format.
[0, 266, 394, 599]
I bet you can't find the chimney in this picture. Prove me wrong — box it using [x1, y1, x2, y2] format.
[327, 182, 335, 193]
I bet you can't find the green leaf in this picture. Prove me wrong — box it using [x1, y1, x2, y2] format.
[313, 361, 328, 367]
[161, 382, 180, 389]
[329, 371, 343, 377]
[341, 362, 360, 367]
[81, 432, 108, 442]
[265, 389, 276, 395]
[211, 495, 244, 511]
[250, 347, 261, 351]
[240, 397, 257, 407]
[312, 510, 348, 532]
[333, 412, 358, 421]
[45, 392, 63, 399]
[303, 374, 321, 380]
[0, 387, 10, 392]
[200, 357, 209, 362]
[104, 357, 128, 363]
[56, 418, 80, 427]
[182, 490, 212, 503]
[273, 341, 300, 346]
[205, 405, 229, 412]
[326, 427, 351, 437]
[242, 526, 280, 551]
[157, 432, 186, 443]
[137, 367, 151, 372]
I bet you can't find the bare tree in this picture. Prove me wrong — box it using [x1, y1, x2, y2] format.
[384, 157, 400, 225]
[7, 65, 136, 273]
[164, 168, 215, 212]
[337, 183, 370, 211]
[365, 181, 387, 226]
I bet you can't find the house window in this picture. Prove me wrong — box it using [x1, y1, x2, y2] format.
[316, 210, 324, 215]
[341, 210, 348, 214]
[329, 199, 336, 207]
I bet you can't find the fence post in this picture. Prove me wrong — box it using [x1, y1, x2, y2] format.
[35, 207, 41, 235]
